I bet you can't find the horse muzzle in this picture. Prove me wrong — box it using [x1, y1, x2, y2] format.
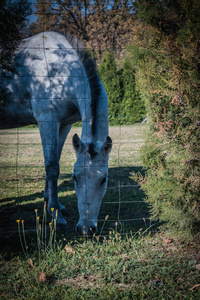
[76, 220, 97, 236]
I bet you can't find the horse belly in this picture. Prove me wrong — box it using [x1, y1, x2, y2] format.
[0, 98, 37, 129]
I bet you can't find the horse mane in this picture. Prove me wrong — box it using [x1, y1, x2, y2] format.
[87, 142, 97, 159]
[62, 33, 101, 136]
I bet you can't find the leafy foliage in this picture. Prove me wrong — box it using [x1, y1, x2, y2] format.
[131, 0, 200, 238]
[0, 0, 31, 73]
[0, 0, 31, 108]
[30, 0, 136, 60]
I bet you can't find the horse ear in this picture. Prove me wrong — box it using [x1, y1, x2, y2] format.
[73, 134, 83, 154]
[102, 136, 112, 155]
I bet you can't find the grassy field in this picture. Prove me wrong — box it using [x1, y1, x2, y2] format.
[0, 124, 149, 244]
[0, 124, 200, 299]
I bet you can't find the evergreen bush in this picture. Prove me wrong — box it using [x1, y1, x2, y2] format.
[121, 57, 146, 124]
[131, 0, 200, 239]
[98, 51, 122, 125]
[98, 51, 146, 125]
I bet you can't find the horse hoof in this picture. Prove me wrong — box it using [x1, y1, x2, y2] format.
[56, 223, 69, 233]
[61, 208, 71, 217]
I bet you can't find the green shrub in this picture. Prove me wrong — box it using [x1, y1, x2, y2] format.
[131, 0, 200, 239]
[98, 51, 146, 125]
[98, 51, 122, 125]
[121, 57, 146, 124]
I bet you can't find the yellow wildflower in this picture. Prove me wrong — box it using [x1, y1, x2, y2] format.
[16, 220, 20, 223]
[51, 208, 54, 212]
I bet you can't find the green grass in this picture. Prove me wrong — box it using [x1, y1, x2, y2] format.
[1, 124, 200, 299]
[0, 124, 150, 246]
[0, 232, 200, 299]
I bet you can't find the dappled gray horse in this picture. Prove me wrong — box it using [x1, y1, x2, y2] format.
[0, 31, 112, 235]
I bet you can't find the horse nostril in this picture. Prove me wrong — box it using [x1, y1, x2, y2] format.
[76, 224, 81, 235]
[76, 223, 97, 235]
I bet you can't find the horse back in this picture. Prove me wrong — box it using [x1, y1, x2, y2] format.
[0, 32, 84, 129]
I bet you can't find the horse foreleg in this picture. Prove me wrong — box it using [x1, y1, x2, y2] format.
[44, 177, 48, 203]
[58, 124, 72, 216]
[39, 120, 68, 232]
[43, 125, 72, 216]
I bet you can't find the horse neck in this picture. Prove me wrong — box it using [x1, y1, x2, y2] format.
[79, 81, 109, 145]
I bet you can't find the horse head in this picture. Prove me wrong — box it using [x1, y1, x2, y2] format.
[72, 134, 112, 235]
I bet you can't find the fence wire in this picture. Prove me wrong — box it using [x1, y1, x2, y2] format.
[0, 0, 152, 237]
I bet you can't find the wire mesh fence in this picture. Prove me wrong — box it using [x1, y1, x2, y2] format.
[0, 1, 152, 240]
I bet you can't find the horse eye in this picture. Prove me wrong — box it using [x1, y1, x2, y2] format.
[101, 177, 107, 185]
[72, 175, 77, 183]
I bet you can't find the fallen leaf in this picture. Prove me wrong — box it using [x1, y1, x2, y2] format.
[64, 245, 75, 254]
[39, 272, 47, 283]
[28, 258, 35, 268]
[179, 284, 184, 289]
[164, 238, 173, 244]
[195, 264, 200, 270]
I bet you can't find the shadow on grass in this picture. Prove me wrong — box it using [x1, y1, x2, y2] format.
[0, 166, 155, 254]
